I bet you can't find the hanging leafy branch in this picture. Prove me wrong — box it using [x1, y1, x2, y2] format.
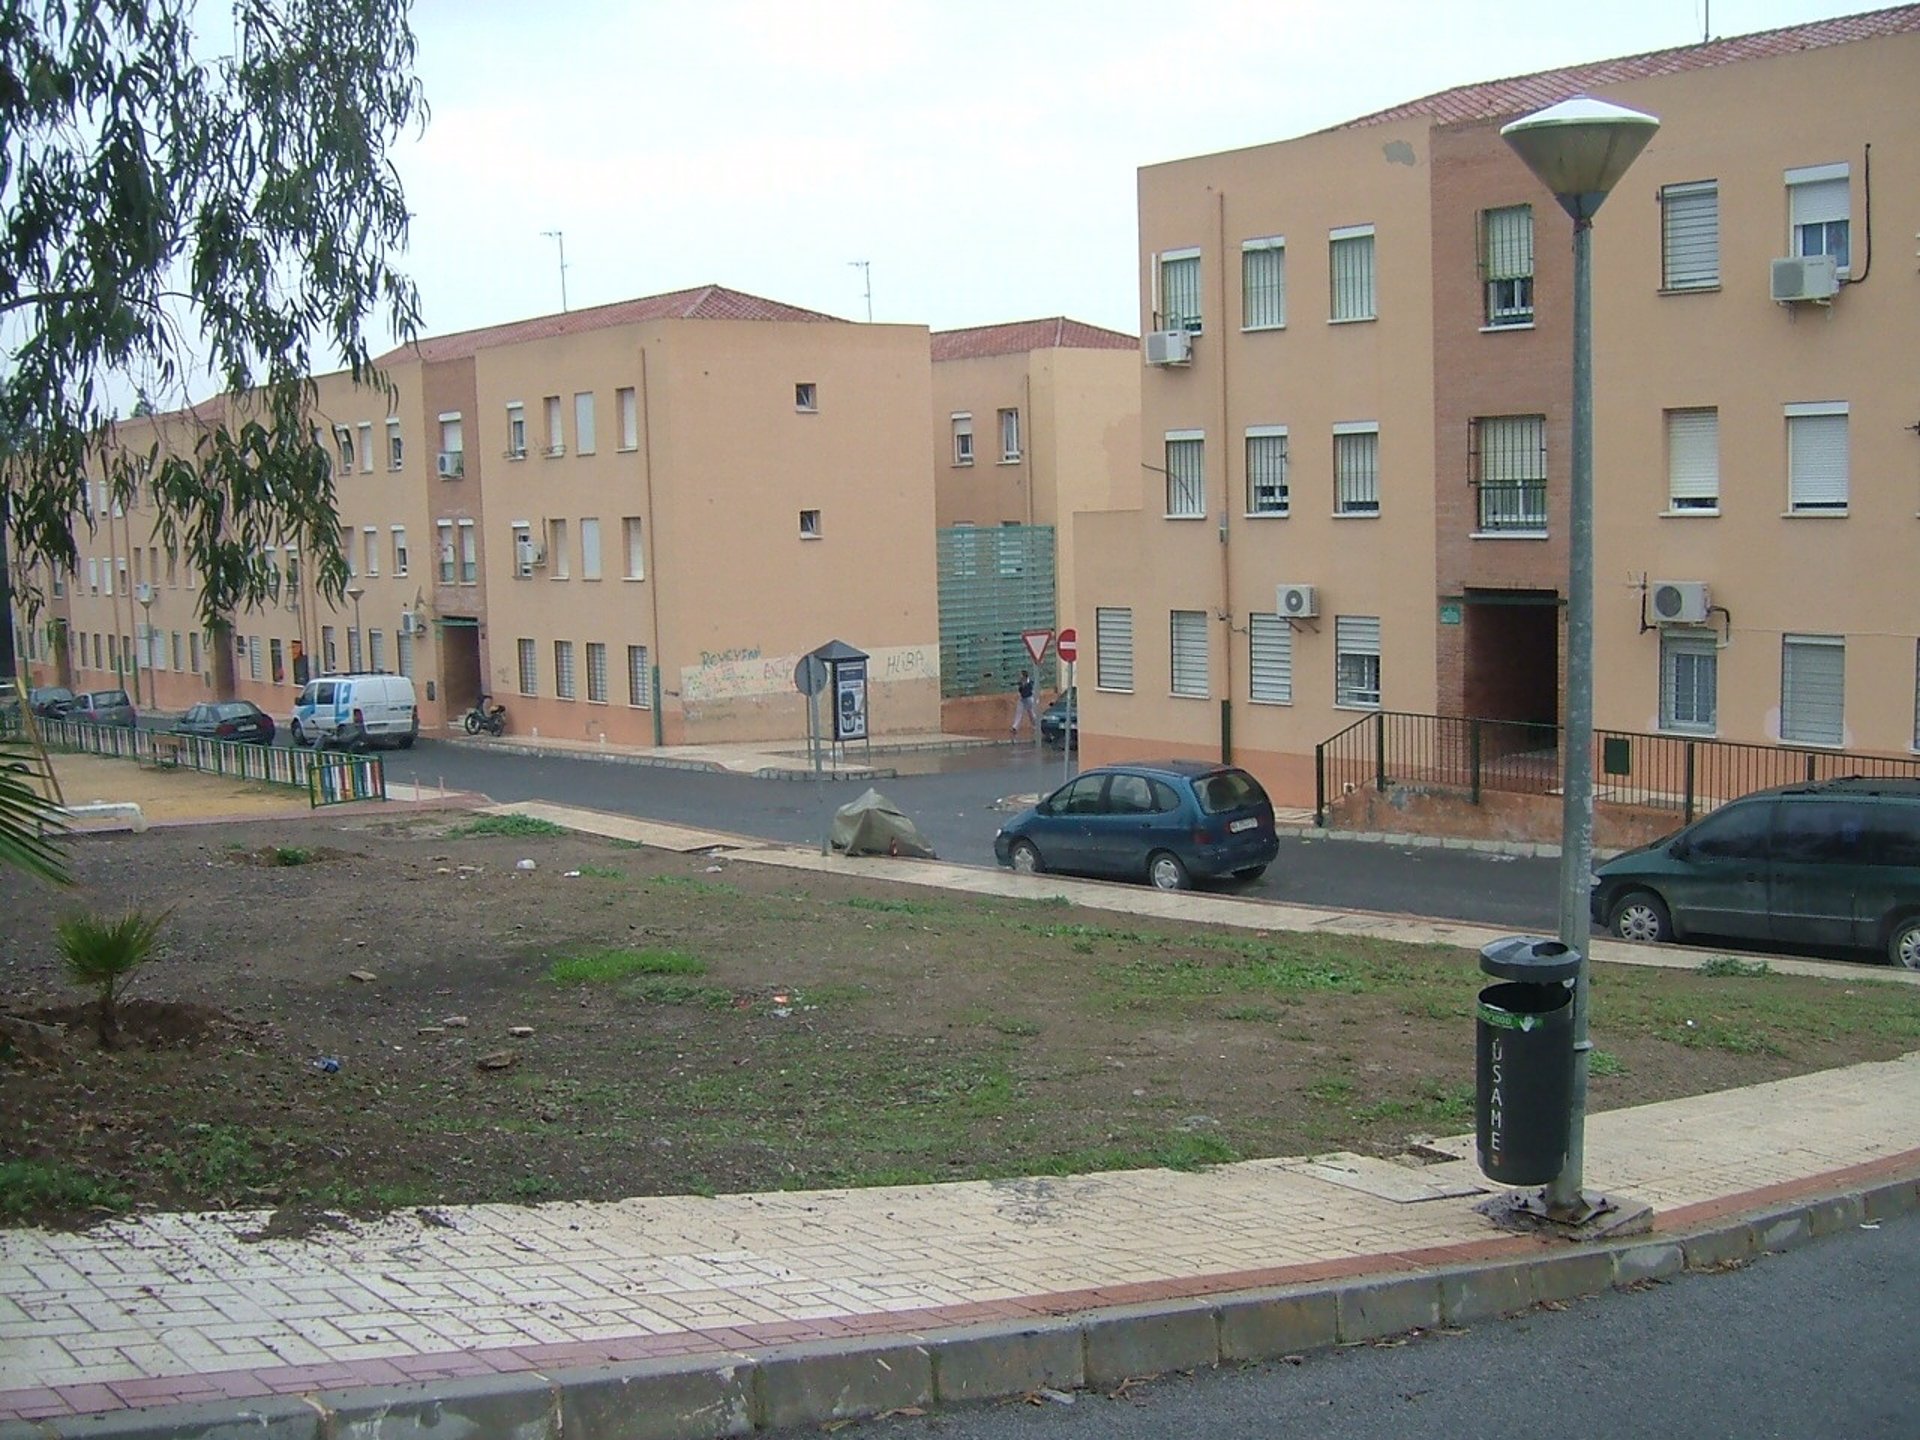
[0, 0, 425, 627]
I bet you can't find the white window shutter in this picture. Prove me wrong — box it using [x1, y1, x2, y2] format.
[1788, 412, 1848, 509]
[1781, 636, 1844, 745]
[1248, 614, 1292, 703]
[1667, 409, 1719, 505]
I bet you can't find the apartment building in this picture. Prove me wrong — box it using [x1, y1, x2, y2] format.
[1077, 5, 1920, 808]
[15, 285, 943, 745]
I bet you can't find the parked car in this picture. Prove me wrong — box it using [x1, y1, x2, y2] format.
[1591, 777, 1920, 969]
[290, 672, 418, 750]
[68, 688, 137, 728]
[1039, 688, 1077, 749]
[0, 678, 17, 724]
[993, 760, 1279, 890]
[28, 685, 75, 719]
[174, 700, 276, 746]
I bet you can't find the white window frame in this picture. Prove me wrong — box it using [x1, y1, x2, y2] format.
[1157, 247, 1203, 333]
[1660, 180, 1719, 291]
[951, 413, 974, 467]
[1095, 606, 1134, 693]
[362, 525, 379, 577]
[1785, 402, 1848, 514]
[573, 392, 596, 454]
[1334, 615, 1382, 709]
[356, 421, 373, 473]
[627, 644, 653, 708]
[544, 395, 565, 456]
[1169, 609, 1209, 698]
[580, 517, 601, 580]
[1241, 236, 1286, 331]
[436, 520, 454, 584]
[1665, 408, 1719, 513]
[998, 408, 1021, 463]
[1248, 613, 1293, 704]
[1659, 628, 1718, 735]
[1165, 430, 1205, 519]
[1329, 224, 1377, 323]
[458, 519, 477, 583]
[623, 516, 645, 579]
[548, 517, 570, 579]
[1333, 421, 1380, 516]
[506, 403, 527, 459]
[517, 638, 538, 697]
[1787, 163, 1850, 275]
[391, 525, 409, 576]
[554, 639, 576, 700]
[1245, 426, 1289, 517]
[1780, 634, 1845, 746]
[386, 417, 403, 470]
[617, 386, 639, 450]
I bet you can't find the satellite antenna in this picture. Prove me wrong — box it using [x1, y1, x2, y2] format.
[848, 260, 872, 322]
[541, 230, 570, 312]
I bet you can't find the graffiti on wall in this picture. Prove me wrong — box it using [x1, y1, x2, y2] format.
[679, 644, 940, 705]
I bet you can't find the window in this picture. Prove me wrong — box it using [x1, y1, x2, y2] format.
[87, 558, 98, 593]
[458, 520, 477, 583]
[795, 382, 817, 412]
[1170, 610, 1209, 697]
[799, 509, 821, 539]
[1335, 616, 1382, 708]
[998, 408, 1020, 463]
[573, 391, 595, 454]
[166, 547, 177, 586]
[1333, 423, 1380, 515]
[1660, 629, 1717, 734]
[438, 415, 463, 476]
[1786, 403, 1848, 513]
[1329, 225, 1376, 322]
[951, 413, 974, 466]
[368, 629, 385, 673]
[1660, 181, 1719, 290]
[627, 645, 652, 707]
[356, 421, 372, 473]
[554, 640, 576, 699]
[512, 522, 534, 579]
[506, 403, 527, 458]
[1481, 205, 1533, 326]
[320, 626, 335, 672]
[436, 520, 454, 583]
[246, 635, 262, 681]
[1787, 163, 1850, 272]
[622, 516, 645, 579]
[1158, 248, 1202, 332]
[1689, 800, 1774, 861]
[1472, 415, 1546, 532]
[515, 639, 538, 696]
[1245, 427, 1289, 516]
[170, 632, 182, 670]
[544, 395, 565, 456]
[347, 626, 362, 672]
[586, 642, 608, 703]
[1666, 408, 1719, 512]
[335, 426, 355, 474]
[284, 551, 300, 605]
[617, 386, 639, 450]
[392, 526, 409, 576]
[548, 518, 570, 579]
[387, 417, 403, 469]
[580, 518, 601, 580]
[1248, 613, 1293, 704]
[363, 526, 379, 577]
[1095, 606, 1134, 692]
[1165, 432, 1205, 517]
[1242, 237, 1285, 329]
[396, 632, 413, 679]
[1781, 635, 1844, 745]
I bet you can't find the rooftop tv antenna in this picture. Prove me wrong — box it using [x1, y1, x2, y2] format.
[542, 230, 570, 312]
[848, 260, 872, 322]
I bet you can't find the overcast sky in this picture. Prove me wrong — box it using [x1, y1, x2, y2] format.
[389, 0, 1865, 341]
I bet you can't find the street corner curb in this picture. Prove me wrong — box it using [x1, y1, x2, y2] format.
[1334, 1275, 1443, 1344]
[1080, 1298, 1221, 1389]
[0, 1396, 321, 1440]
[930, 1319, 1085, 1401]
[317, 1370, 558, 1440]
[753, 1338, 931, 1432]
[1434, 1260, 1533, 1324]
[1215, 1286, 1338, 1361]
[560, 1356, 756, 1440]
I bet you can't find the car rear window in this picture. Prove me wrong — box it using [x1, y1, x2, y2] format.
[1194, 768, 1268, 815]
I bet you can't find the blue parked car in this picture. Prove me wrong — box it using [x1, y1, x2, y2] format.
[993, 760, 1279, 890]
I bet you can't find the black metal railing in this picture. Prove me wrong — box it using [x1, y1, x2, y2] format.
[1313, 710, 1920, 828]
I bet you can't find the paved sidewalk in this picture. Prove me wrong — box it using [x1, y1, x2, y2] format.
[4, 805, 1919, 1436]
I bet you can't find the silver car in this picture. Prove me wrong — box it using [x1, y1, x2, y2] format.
[69, 688, 138, 728]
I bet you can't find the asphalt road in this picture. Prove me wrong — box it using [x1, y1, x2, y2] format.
[777, 1206, 1920, 1440]
[368, 737, 1563, 933]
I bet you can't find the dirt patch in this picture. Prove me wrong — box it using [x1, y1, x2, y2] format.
[40, 750, 336, 826]
[3, 810, 1918, 1230]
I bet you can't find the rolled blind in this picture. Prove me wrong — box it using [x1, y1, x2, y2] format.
[1242, 242, 1285, 328]
[1170, 610, 1209, 696]
[1330, 230, 1375, 321]
[1788, 412, 1848, 509]
[1484, 206, 1532, 280]
[1661, 182, 1718, 288]
[1096, 607, 1134, 691]
[1667, 409, 1719, 505]
[1161, 252, 1201, 330]
[1248, 613, 1292, 703]
[1781, 637, 1844, 745]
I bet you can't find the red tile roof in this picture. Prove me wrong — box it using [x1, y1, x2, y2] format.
[931, 318, 1138, 362]
[1338, 4, 1920, 129]
[375, 284, 847, 366]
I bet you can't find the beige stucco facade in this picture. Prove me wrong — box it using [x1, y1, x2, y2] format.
[1078, 15, 1920, 807]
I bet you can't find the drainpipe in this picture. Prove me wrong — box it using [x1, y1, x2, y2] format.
[1215, 188, 1234, 764]
[639, 343, 664, 746]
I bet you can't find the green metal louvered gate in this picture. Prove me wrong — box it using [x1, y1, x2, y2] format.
[937, 526, 1057, 698]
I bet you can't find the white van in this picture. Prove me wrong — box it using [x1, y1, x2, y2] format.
[290, 673, 419, 750]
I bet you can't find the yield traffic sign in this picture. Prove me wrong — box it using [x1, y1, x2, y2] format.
[1021, 628, 1054, 664]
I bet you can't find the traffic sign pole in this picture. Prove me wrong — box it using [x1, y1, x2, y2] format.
[1063, 659, 1075, 786]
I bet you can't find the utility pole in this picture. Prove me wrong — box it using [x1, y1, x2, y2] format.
[848, 260, 871, 321]
[542, 230, 569, 312]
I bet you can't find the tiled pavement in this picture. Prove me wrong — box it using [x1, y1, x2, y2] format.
[4, 799, 1920, 1432]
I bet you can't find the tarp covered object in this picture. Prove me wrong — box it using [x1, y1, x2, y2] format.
[831, 788, 937, 858]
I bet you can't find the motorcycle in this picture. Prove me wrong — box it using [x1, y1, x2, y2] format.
[462, 695, 508, 737]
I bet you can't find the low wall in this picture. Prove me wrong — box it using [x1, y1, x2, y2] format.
[1327, 785, 1686, 851]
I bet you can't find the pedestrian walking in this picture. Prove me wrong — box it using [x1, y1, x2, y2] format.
[1010, 669, 1040, 739]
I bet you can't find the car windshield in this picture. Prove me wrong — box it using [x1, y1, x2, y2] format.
[1194, 768, 1267, 815]
[89, 691, 129, 706]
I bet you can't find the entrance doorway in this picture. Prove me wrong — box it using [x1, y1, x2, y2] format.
[1463, 590, 1559, 760]
[438, 619, 483, 715]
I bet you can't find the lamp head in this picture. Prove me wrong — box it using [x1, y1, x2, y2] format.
[1501, 97, 1660, 223]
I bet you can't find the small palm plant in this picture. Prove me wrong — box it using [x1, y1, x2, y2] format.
[56, 910, 168, 1048]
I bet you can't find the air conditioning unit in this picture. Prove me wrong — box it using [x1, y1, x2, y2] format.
[1144, 329, 1193, 366]
[133, 582, 154, 605]
[1649, 580, 1712, 625]
[1276, 583, 1318, 620]
[436, 449, 464, 477]
[1771, 255, 1839, 304]
[399, 610, 423, 636]
[526, 544, 548, 569]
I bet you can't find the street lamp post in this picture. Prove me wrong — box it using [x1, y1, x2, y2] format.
[1501, 96, 1658, 1223]
[346, 583, 366, 671]
[138, 591, 156, 708]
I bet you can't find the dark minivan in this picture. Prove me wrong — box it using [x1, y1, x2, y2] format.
[1590, 778, 1920, 969]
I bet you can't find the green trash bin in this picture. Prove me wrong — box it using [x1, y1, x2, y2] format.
[1475, 937, 1580, 1186]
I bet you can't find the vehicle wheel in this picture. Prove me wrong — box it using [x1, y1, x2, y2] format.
[463, 712, 481, 735]
[1610, 889, 1672, 944]
[1232, 864, 1269, 882]
[290, 720, 307, 747]
[1008, 840, 1044, 875]
[1148, 851, 1192, 891]
[1887, 915, 1920, 970]
[398, 733, 416, 750]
